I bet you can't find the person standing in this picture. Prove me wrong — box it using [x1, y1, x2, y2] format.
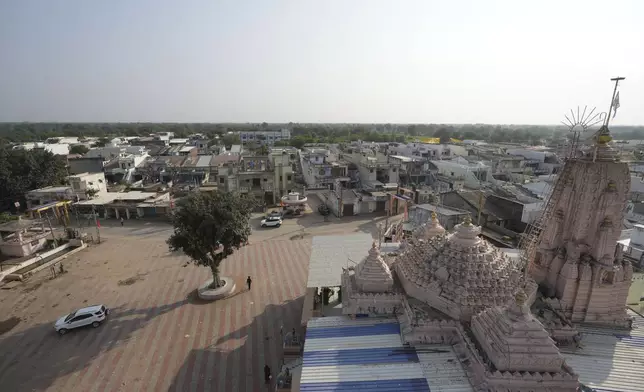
[246, 276, 252, 290]
[120, 217, 124, 226]
[264, 364, 271, 384]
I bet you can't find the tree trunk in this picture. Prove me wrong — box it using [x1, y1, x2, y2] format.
[209, 263, 221, 289]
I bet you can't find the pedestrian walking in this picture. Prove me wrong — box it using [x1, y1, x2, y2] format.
[247, 276, 252, 290]
[264, 364, 271, 384]
[120, 217, 124, 226]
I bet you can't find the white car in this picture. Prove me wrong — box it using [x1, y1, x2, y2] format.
[54, 304, 109, 335]
[261, 216, 282, 227]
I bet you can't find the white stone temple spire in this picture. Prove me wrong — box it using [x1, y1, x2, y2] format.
[354, 242, 394, 293]
[471, 290, 566, 373]
[412, 211, 445, 240]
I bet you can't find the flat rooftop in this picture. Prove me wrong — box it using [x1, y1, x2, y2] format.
[307, 233, 373, 288]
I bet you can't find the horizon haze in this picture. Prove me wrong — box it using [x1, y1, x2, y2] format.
[1, 0, 642, 125]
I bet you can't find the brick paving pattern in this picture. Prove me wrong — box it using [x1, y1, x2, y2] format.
[0, 235, 310, 391]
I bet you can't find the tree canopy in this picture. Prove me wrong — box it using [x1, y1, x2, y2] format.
[2, 122, 644, 150]
[167, 192, 256, 288]
[69, 145, 89, 155]
[0, 145, 68, 212]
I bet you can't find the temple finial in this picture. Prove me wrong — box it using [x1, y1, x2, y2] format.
[431, 211, 438, 222]
[462, 214, 472, 226]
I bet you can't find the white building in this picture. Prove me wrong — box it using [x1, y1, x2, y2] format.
[619, 224, 644, 266]
[68, 172, 107, 199]
[387, 142, 467, 159]
[431, 157, 491, 189]
[12, 142, 70, 156]
[506, 148, 562, 175]
[240, 129, 291, 145]
[300, 148, 350, 189]
[85, 146, 148, 160]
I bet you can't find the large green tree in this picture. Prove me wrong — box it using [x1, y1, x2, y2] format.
[167, 192, 256, 288]
[69, 144, 89, 155]
[0, 146, 68, 212]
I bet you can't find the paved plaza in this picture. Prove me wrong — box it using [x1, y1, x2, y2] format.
[0, 229, 310, 391]
[0, 206, 385, 391]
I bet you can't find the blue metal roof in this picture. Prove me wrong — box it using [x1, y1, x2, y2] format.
[304, 322, 400, 339]
[303, 347, 419, 367]
[300, 378, 431, 391]
[300, 316, 431, 391]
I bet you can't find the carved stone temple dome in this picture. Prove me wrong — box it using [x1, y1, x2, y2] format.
[412, 212, 446, 240]
[471, 290, 567, 373]
[395, 216, 523, 321]
[354, 242, 394, 293]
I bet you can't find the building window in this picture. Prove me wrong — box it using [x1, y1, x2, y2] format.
[263, 178, 267, 181]
[121, 163, 126, 169]
[287, 175, 292, 181]
[219, 177, 225, 184]
[279, 176, 283, 182]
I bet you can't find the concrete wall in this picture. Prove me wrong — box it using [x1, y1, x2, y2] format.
[0, 235, 49, 257]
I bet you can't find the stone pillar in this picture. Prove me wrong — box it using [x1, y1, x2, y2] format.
[545, 249, 566, 297]
[115, 208, 120, 219]
[570, 262, 593, 322]
[126, 209, 131, 219]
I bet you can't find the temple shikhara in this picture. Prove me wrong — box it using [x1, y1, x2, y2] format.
[296, 80, 639, 392]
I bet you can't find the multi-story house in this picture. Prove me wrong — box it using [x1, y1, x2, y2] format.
[68, 172, 108, 199]
[387, 142, 467, 159]
[340, 146, 399, 189]
[505, 148, 562, 175]
[300, 148, 350, 190]
[240, 129, 291, 145]
[388, 155, 431, 186]
[430, 157, 491, 189]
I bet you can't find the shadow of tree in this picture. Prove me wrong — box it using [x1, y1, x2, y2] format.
[0, 297, 189, 391]
[167, 296, 304, 392]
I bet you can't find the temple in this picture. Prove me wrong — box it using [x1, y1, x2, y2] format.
[530, 125, 633, 327]
[327, 89, 635, 391]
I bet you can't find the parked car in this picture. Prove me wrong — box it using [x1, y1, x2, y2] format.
[54, 304, 109, 335]
[261, 216, 282, 227]
[268, 210, 283, 218]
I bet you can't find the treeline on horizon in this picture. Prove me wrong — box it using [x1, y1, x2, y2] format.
[1, 122, 644, 146]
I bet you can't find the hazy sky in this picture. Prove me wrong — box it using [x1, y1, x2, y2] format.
[1, 0, 642, 124]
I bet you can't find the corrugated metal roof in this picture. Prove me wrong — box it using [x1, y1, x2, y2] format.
[196, 155, 212, 167]
[561, 309, 644, 392]
[300, 316, 473, 391]
[307, 234, 373, 288]
[416, 346, 474, 392]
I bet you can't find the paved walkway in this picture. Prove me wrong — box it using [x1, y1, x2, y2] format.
[0, 235, 310, 391]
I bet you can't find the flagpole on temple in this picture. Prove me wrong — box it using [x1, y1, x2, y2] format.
[605, 76, 625, 128]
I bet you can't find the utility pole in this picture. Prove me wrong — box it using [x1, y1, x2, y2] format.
[338, 179, 343, 218]
[92, 205, 101, 243]
[45, 213, 57, 247]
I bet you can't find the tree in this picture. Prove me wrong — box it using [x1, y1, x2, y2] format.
[69, 145, 89, 155]
[167, 192, 256, 288]
[0, 146, 68, 212]
[94, 137, 111, 147]
[222, 134, 240, 147]
[257, 145, 270, 155]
